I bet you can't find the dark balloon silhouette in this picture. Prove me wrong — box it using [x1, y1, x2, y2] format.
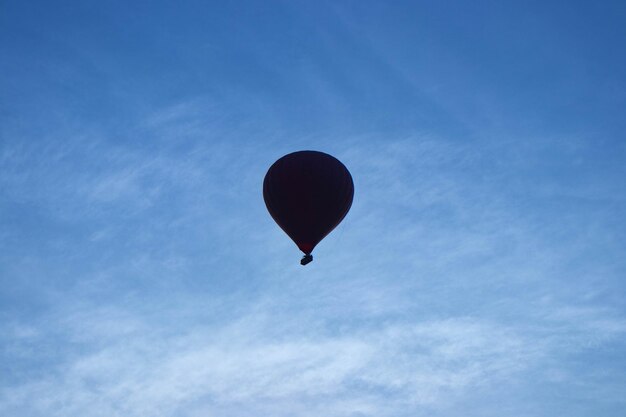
[263, 150, 354, 265]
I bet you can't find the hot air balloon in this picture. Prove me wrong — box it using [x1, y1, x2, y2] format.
[263, 150, 354, 265]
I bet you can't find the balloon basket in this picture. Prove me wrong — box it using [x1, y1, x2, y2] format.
[300, 254, 313, 266]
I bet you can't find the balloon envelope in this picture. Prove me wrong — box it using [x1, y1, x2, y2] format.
[263, 150, 354, 256]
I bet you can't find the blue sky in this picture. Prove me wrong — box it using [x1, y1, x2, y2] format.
[1, 1, 625, 416]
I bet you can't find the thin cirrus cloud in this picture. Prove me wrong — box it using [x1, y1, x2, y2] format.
[2, 294, 624, 417]
[2, 101, 626, 417]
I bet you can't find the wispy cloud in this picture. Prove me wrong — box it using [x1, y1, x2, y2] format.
[2, 94, 625, 416]
[2, 293, 624, 417]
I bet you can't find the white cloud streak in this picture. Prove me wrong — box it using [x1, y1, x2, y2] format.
[2, 296, 624, 417]
[2, 99, 625, 416]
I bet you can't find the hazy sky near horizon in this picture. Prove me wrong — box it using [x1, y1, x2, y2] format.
[1, 1, 625, 416]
